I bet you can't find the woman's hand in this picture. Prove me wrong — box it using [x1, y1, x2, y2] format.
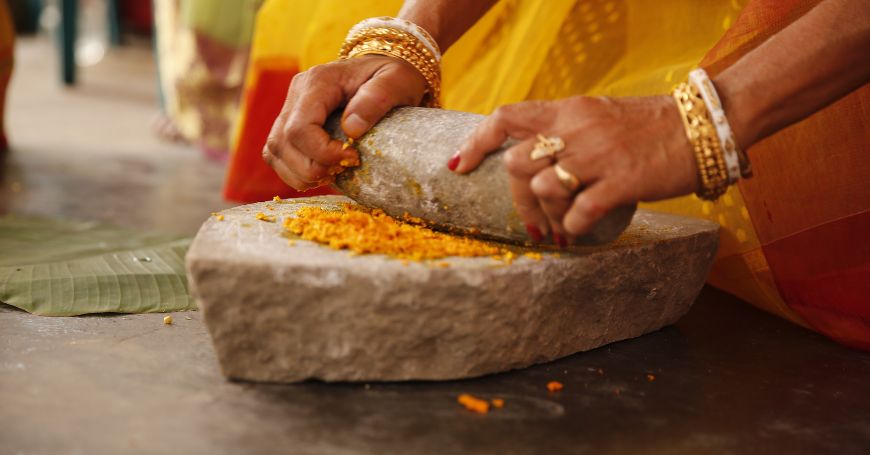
[263, 55, 427, 191]
[450, 96, 700, 244]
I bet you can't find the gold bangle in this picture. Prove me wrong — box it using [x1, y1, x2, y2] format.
[673, 82, 730, 200]
[688, 69, 752, 179]
[339, 27, 441, 108]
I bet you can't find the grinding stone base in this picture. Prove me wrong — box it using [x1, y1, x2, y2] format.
[186, 196, 719, 383]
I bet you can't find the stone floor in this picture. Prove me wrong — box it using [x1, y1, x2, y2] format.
[1, 36, 232, 234]
[1, 38, 869, 454]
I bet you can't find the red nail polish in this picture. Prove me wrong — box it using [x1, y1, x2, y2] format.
[526, 224, 543, 242]
[447, 153, 461, 171]
[554, 233, 567, 248]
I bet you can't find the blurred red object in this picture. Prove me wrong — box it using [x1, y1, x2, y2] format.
[120, 0, 152, 34]
[224, 63, 335, 202]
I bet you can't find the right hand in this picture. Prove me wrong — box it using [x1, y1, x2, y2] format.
[263, 55, 427, 191]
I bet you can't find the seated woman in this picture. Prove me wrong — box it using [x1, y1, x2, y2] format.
[254, 0, 869, 349]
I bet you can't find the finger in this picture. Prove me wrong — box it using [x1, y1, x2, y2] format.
[530, 167, 578, 244]
[285, 121, 356, 167]
[263, 138, 332, 189]
[563, 179, 629, 236]
[503, 140, 551, 241]
[283, 69, 357, 167]
[263, 145, 316, 191]
[502, 137, 555, 178]
[510, 177, 551, 243]
[342, 60, 425, 139]
[453, 103, 544, 174]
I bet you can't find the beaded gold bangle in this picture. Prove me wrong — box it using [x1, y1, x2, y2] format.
[339, 26, 442, 108]
[346, 17, 441, 61]
[672, 82, 730, 200]
[688, 69, 752, 179]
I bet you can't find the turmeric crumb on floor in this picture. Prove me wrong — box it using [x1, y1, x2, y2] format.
[491, 398, 505, 408]
[457, 394, 490, 414]
[547, 381, 564, 392]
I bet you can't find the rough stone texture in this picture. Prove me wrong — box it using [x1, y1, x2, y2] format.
[186, 196, 719, 383]
[326, 108, 636, 245]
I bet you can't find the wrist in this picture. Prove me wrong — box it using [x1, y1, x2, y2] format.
[662, 96, 704, 195]
[713, 69, 769, 151]
[398, 0, 498, 52]
[340, 19, 442, 107]
[397, 13, 448, 52]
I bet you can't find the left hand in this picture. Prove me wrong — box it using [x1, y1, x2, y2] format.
[449, 95, 700, 245]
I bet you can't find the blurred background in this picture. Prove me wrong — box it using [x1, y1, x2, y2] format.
[0, 0, 266, 234]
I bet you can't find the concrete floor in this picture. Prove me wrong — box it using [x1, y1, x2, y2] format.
[1, 36, 232, 234]
[2, 38, 870, 454]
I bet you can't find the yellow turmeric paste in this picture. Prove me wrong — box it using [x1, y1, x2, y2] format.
[255, 212, 276, 222]
[284, 204, 508, 261]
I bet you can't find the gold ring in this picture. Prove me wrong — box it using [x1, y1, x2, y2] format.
[553, 164, 581, 192]
[530, 134, 565, 161]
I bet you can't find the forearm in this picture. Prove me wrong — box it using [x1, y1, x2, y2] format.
[399, 0, 498, 52]
[715, 0, 870, 149]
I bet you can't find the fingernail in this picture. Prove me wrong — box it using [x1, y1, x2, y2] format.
[447, 152, 461, 171]
[343, 113, 369, 138]
[526, 224, 543, 242]
[554, 233, 567, 249]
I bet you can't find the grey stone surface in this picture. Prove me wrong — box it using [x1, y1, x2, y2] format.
[326, 108, 636, 245]
[186, 196, 719, 383]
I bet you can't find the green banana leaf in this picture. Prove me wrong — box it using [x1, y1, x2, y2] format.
[0, 216, 196, 316]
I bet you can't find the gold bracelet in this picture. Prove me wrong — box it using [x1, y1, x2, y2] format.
[672, 82, 730, 200]
[339, 27, 441, 108]
[688, 68, 752, 180]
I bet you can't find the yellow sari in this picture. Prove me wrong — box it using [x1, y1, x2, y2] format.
[226, 0, 870, 350]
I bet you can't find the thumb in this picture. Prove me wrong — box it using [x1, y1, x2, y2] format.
[342, 62, 425, 138]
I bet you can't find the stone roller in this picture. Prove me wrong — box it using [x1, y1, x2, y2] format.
[186, 108, 721, 383]
[326, 107, 637, 245]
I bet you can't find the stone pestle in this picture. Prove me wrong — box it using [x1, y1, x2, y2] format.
[325, 107, 636, 245]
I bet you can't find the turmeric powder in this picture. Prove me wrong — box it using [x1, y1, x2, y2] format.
[255, 212, 276, 222]
[284, 204, 508, 261]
